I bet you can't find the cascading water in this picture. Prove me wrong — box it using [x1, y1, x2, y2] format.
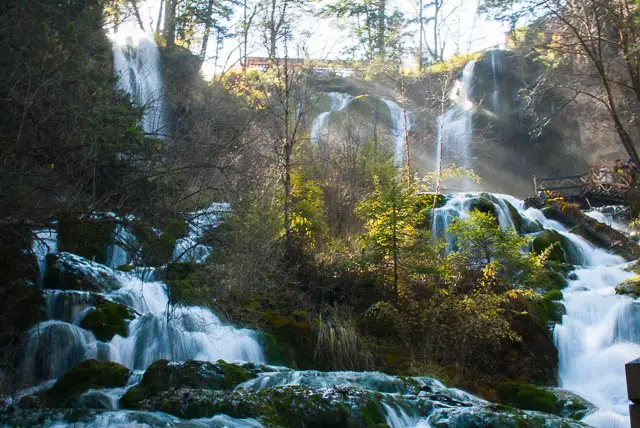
[439, 61, 476, 185]
[490, 51, 500, 112]
[382, 99, 415, 166]
[309, 92, 353, 143]
[108, 23, 166, 137]
[432, 192, 640, 427]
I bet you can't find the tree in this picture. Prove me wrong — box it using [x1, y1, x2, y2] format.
[321, 0, 406, 60]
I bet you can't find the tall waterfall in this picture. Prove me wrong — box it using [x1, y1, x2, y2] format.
[439, 61, 476, 173]
[490, 51, 500, 112]
[109, 23, 166, 137]
[310, 92, 353, 143]
[432, 192, 640, 428]
[383, 99, 415, 166]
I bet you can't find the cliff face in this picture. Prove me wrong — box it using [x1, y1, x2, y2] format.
[403, 50, 622, 197]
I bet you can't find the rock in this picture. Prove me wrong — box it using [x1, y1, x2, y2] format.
[120, 359, 266, 409]
[548, 388, 596, 420]
[497, 381, 562, 415]
[79, 301, 136, 341]
[616, 276, 640, 298]
[543, 202, 640, 261]
[469, 197, 497, 218]
[531, 230, 573, 264]
[75, 389, 118, 409]
[58, 218, 115, 265]
[39, 359, 130, 407]
[43, 252, 121, 292]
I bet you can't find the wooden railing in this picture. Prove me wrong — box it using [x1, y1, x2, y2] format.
[535, 168, 631, 201]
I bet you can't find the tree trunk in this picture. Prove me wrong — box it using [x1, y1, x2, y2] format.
[401, 64, 411, 186]
[377, 0, 386, 57]
[199, 0, 215, 61]
[129, 0, 145, 31]
[418, 0, 424, 72]
[163, 0, 177, 46]
[156, 0, 163, 33]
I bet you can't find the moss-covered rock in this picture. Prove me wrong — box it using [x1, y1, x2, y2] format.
[469, 197, 497, 218]
[549, 388, 596, 420]
[120, 359, 265, 409]
[58, 218, 115, 264]
[79, 302, 136, 341]
[498, 381, 562, 415]
[44, 359, 130, 407]
[43, 252, 120, 292]
[616, 275, 640, 298]
[531, 230, 572, 263]
[543, 202, 640, 261]
[535, 269, 569, 292]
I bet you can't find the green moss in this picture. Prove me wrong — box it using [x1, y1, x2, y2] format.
[121, 359, 261, 409]
[469, 197, 497, 218]
[116, 264, 135, 272]
[498, 381, 562, 415]
[505, 201, 523, 233]
[531, 230, 569, 263]
[544, 290, 564, 301]
[58, 218, 115, 264]
[360, 399, 387, 425]
[45, 359, 130, 407]
[79, 302, 135, 341]
[616, 276, 640, 298]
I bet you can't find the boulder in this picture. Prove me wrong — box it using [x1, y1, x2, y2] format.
[497, 381, 562, 415]
[549, 388, 596, 420]
[43, 252, 120, 292]
[616, 276, 640, 299]
[120, 359, 265, 409]
[24, 359, 131, 408]
[79, 301, 136, 341]
[531, 230, 573, 264]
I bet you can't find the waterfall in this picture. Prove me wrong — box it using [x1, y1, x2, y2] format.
[382, 99, 415, 166]
[309, 92, 353, 143]
[32, 229, 57, 285]
[108, 23, 166, 137]
[431, 192, 640, 427]
[490, 51, 499, 112]
[439, 60, 476, 177]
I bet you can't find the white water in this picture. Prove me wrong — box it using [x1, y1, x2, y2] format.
[440, 61, 476, 174]
[173, 202, 231, 262]
[109, 23, 166, 137]
[490, 51, 500, 112]
[432, 192, 639, 427]
[382, 99, 415, 166]
[309, 92, 353, 143]
[24, 255, 264, 384]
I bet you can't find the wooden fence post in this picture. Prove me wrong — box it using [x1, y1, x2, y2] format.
[626, 358, 640, 427]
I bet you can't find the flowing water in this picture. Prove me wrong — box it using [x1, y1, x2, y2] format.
[382, 99, 415, 166]
[309, 92, 353, 143]
[432, 192, 639, 427]
[108, 22, 166, 137]
[490, 51, 500, 112]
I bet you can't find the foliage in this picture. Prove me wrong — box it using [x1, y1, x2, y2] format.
[289, 170, 328, 250]
[448, 210, 545, 287]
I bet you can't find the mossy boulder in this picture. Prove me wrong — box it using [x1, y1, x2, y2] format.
[58, 218, 115, 264]
[531, 230, 573, 264]
[43, 359, 130, 407]
[120, 359, 265, 409]
[126, 384, 393, 426]
[469, 197, 497, 218]
[79, 302, 136, 341]
[43, 252, 121, 292]
[346, 94, 392, 129]
[535, 269, 569, 292]
[498, 381, 562, 415]
[549, 388, 596, 420]
[616, 275, 640, 298]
